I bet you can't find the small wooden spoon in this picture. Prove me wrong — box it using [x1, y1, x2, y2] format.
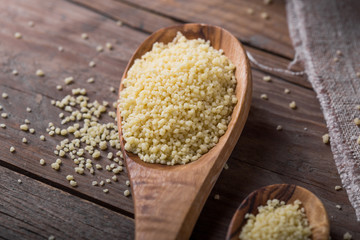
[117, 23, 252, 240]
[226, 184, 330, 240]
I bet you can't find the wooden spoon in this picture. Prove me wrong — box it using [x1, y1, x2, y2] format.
[226, 184, 330, 240]
[117, 23, 252, 240]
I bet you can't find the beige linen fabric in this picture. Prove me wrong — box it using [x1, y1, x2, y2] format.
[287, 0, 360, 220]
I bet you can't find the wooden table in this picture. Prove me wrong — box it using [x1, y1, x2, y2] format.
[0, 0, 359, 239]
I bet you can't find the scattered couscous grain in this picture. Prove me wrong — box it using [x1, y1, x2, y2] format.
[289, 101, 297, 109]
[262, 75, 271, 82]
[335, 185, 342, 191]
[12, 70, 18, 76]
[260, 94, 268, 100]
[92, 181, 98, 186]
[0, 123, 6, 128]
[22, 137, 28, 143]
[106, 42, 113, 50]
[14, 32, 22, 39]
[10, 146, 15, 153]
[116, 20, 123, 26]
[96, 45, 103, 52]
[2, 93, 8, 99]
[124, 189, 130, 197]
[322, 133, 330, 144]
[51, 162, 60, 170]
[29, 128, 35, 134]
[284, 88, 291, 94]
[276, 125, 283, 131]
[81, 33, 88, 39]
[343, 232, 352, 240]
[17, 179, 22, 184]
[48, 235, 55, 240]
[99, 141, 107, 150]
[39, 159, 46, 165]
[103, 188, 109, 193]
[336, 205, 342, 210]
[247, 8, 254, 15]
[64, 76, 74, 85]
[125, 180, 130, 186]
[357, 136, 360, 145]
[36, 69, 45, 77]
[56, 85, 63, 91]
[87, 77, 94, 83]
[224, 163, 229, 170]
[40, 135, 46, 141]
[110, 87, 115, 93]
[214, 194, 220, 200]
[260, 12, 269, 20]
[28, 21, 35, 27]
[239, 199, 311, 240]
[58, 46, 64, 52]
[336, 50, 342, 56]
[89, 61, 96, 68]
[356, 72, 360, 78]
[70, 180, 77, 187]
[92, 150, 101, 158]
[333, 57, 339, 62]
[66, 175, 74, 181]
[26, 107, 32, 112]
[1, 113, 8, 118]
[20, 124, 29, 131]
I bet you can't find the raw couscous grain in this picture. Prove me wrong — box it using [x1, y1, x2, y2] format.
[120, 32, 237, 165]
[239, 199, 311, 240]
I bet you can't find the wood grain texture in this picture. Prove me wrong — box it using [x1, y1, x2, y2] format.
[71, 0, 311, 89]
[0, 0, 147, 214]
[226, 184, 329, 240]
[117, 24, 252, 240]
[118, 0, 295, 59]
[0, 0, 359, 239]
[0, 165, 134, 239]
[71, 0, 178, 33]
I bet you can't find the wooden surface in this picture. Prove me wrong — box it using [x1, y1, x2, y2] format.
[117, 24, 252, 240]
[226, 184, 329, 240]
[0, 0, 358, 239]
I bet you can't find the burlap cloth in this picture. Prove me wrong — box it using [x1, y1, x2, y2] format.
[286, 0, 360, 220]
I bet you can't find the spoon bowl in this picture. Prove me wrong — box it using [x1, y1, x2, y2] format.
[226, 184, 330, 240]
[117, 23, 252, 240]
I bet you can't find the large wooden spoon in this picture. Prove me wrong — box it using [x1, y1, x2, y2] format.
[117, 23, 252, 240]
[226, 184, 330, 240]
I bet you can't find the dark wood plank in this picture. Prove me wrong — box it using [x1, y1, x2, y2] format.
[117, 0, 295, 59]
[0, 0, 149, 214]
[0, 165, 134, 239]
[73, 0, 311, 89]
[70, 0, 178, 33]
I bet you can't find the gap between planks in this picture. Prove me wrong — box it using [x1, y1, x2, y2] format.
[67, 0, 310, 89]
[0, 158, 134, 219]
[68, 0, 299, 62]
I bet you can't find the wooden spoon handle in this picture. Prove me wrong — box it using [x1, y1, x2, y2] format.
[127, 158, 218, 240]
